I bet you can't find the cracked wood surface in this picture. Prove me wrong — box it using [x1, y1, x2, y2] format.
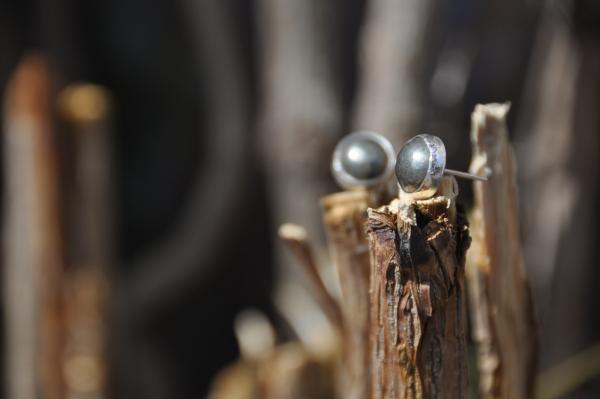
[366, 178, 470, 399]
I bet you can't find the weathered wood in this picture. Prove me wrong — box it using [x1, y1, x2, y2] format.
[467, 103, 537, 399]
[367, 177, 469, 399]
[57, 83, 114, 399]
[2, 53, 65, 399]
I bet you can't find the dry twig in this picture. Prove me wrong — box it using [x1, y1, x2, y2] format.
[279, 224, 344, 332]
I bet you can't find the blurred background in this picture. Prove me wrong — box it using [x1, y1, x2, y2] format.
[0, 0, 599, 398]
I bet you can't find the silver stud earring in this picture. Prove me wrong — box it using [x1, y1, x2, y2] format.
[395, 134, 486, 198]
[331, 131, 396, 190]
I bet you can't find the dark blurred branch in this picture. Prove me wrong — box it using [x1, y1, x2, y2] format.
[115, 3, 251, 397]
[58, 83, 114, 399]
[126, 0, 250, 320]
[536, 342, 600, 399]
[516, 2, 579, 318]
[516, 1, 600, 375]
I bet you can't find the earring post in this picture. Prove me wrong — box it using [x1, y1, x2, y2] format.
[444, 168, 487, 182]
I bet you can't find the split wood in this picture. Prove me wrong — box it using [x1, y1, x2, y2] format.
[367, 177, 470, 399]
[467, 103, 537, 399]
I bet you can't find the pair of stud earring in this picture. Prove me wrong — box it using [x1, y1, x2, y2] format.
[331, 131, 486, 198]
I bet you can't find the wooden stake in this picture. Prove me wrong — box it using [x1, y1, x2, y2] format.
[467, 103, 537, 399]
[2, 53, 65, 399]
[366, 177, 470, 399]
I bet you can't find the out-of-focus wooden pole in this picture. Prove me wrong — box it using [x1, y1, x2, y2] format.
[2, 53, 65, 399]
[57, 83, 114, 399]
[352, 0, 435, 146]
[256, 0, 343, 261]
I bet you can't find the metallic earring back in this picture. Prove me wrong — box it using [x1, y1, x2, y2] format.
[331, 131, 396, 190]
[395, 134, 486, 198]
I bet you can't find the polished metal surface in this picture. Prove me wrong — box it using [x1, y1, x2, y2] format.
[395, 133, 486, 198]
[331, 131, 395, 189]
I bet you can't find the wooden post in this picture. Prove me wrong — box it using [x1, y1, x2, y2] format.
[466, 103, 537, 399]
[2, 53, 65, 399]
[57, 83, 114, 398]
[366, 177, 470, 399]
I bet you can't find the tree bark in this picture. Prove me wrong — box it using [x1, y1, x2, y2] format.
[467, 103, 537, 399]
[367, 177, 469, 399]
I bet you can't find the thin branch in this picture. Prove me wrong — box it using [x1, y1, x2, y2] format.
[279, 224, 344, 332]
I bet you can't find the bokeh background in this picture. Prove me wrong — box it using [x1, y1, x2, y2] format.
[0, 0, 599, 398]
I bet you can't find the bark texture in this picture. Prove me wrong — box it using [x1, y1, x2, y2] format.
[367, 177, 469, 399]
[467, 103, 537, 399]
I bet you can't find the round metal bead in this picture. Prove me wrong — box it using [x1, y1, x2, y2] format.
[395, 134, 446, 197]
[331, 131, 395, 189]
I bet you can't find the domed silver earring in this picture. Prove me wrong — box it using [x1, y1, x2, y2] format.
[395, 134, 486, 198]
[331, 131, 396, 189]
